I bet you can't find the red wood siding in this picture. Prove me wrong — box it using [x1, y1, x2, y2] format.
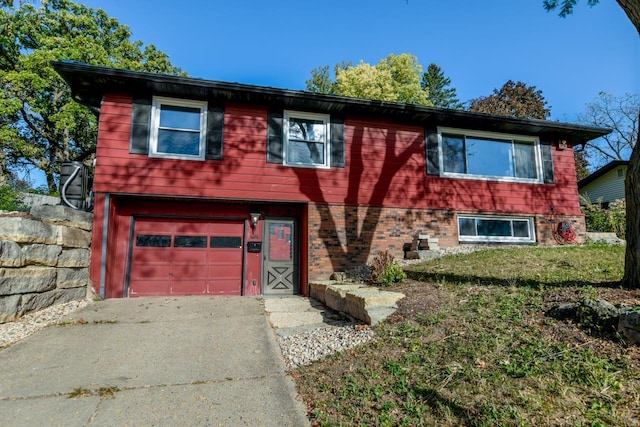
[93, 94, 581, 216]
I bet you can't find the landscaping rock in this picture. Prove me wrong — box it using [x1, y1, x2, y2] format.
[0, 295, 20, 323]
[578, 299, 620, 334]
[547, 302, 579, 320]
[57, 248, 91, 267]
[57, 225, 91, 248]
[0, 267, 57, 295]
[56, 268, 90, 288]
[0, 217, 58, 245]
[18, 287, 86, 316]
[618, 309, 640, 346]
[0, 240, 24, 267]
[21, 243, 62, 266]
[30, 205, 92, 231]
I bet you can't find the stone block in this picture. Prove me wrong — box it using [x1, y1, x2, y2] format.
[309, 282, 329, 304]
[18, 287, 86, 316]
[57, 226, 91, 248]
[0, 240, 24, 267]
[344, 288, 405, 325]
[0, 217, 58, 245]
[57, 268, 90, 288]
[30, 205, 92, 231]
[0, 294, 20, 323]
[0, 267, 57, 295]
[57, 248, 90, 267]
[325, 284, 365, 313]
[618, 310, 640, 346]
[21, 244, 62, 266]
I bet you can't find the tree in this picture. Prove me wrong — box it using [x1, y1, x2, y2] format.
[579, 92, 639, 167]
[0, 0, 184, 192]
[574, 149, 591, 181]
[421, 63, 464, 109]
[544, 0, 640, 288]
[468, 80, 551, 120]
[306, 53, 431, 106]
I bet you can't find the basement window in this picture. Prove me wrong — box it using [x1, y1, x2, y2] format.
[458, 215, 536, 243]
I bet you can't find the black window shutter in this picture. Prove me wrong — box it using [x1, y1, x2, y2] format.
[205, 105, 224, 160]
[330, 118, 345, 168]
[425, 127, 440, 175]
[130, 97, 151, 154]
[267, 111, 283, 163]
[541, 140, 555, 183]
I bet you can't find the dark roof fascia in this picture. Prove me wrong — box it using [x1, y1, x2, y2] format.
[578, 160, 629, 189]
[52, 61, 610, 145]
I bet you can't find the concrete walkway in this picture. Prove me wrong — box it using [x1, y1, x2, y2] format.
[0, 297, 310, 427]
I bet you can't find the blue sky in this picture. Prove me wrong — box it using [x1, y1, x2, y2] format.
[77, 0, 638, 124]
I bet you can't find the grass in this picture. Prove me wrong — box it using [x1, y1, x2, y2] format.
[296, 244, 640, 426]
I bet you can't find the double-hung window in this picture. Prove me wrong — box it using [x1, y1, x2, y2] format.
[440, 128, 542, 183]
[283, 111, 330, 168]
[458, 215, 536, 243]
[150, 96, 208, 160]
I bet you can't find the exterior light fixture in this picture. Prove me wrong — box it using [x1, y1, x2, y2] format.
[250, 212, 261, 228]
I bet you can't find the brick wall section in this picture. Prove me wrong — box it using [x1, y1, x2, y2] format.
[307, 202, 587, 281]
[307, 203, 458, 280]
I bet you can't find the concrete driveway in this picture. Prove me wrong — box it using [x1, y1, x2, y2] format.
[0, 297, 310, 426]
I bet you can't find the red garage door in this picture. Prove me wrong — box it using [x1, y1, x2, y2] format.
[129, 218, 244, 297]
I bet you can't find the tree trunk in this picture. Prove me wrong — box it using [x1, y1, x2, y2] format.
[46, 171, 57, 195]
[622, 110, 640, 289]
[617, 0, 640, 36]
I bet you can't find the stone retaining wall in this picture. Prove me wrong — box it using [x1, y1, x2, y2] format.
[0, 205, 92, 323]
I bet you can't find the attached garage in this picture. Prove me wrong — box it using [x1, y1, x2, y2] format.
[128, 218, 245, 297]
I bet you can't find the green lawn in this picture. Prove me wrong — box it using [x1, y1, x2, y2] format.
[296, 245, 639, 426]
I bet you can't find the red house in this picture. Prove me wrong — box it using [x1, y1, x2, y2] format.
[53, 61, 608, 299]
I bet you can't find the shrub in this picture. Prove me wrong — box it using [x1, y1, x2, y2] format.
[369, 250, 407, 287]
[581, 197, 626, 239]
[0, 185, 23, 211]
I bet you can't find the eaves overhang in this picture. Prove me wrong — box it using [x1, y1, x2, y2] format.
[52, 61, 611, 145]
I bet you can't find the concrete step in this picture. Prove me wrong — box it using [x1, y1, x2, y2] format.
[309, 282, 405, 325]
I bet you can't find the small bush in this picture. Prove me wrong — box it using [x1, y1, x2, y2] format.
[581, 197, 626, 239]
[369, 250, 407, 286]
[0, 185, 23, 211]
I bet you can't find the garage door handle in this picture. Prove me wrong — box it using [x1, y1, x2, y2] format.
[169, 272, 173, 276]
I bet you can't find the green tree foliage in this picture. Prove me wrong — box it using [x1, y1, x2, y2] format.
[420, 63, 463, 109]
[579, 92, 639, 166]
[574, 149, 590, 181]
[0, 0, 184, 193]
[468, 80, 551, 120]
[306, 53, 431, 106]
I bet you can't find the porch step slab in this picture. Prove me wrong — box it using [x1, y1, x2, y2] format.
[309, 282, 405, 326]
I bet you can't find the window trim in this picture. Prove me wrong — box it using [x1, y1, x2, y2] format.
[458, 215, 536, 244]
[438, 127, 544, 184]
[149, 96, 208, 161]
[283, 110, 331, 169]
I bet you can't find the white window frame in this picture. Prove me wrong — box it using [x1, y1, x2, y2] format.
[283, 110, 330, 169]
[438, 127, 543, 184]
[458, 215, 536, 244]
[149, 96, 208, 161]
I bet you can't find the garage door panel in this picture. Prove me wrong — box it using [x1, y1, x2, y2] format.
[129, 280, 170, 296]
[207, 280, 241, 295]
[209, 249, 243, 263]
[171, 280, 207, 295]
[129, 218, 244, 297]
[132, 249, 172, 264]
[172, 250, 208, 264]
[130, 264, 171, 280]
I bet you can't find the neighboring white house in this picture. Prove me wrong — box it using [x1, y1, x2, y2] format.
[578, 160, 628, 207]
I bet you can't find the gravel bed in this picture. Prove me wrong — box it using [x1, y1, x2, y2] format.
[0, 299, 90, 348]
[277, 324, 377, 369]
